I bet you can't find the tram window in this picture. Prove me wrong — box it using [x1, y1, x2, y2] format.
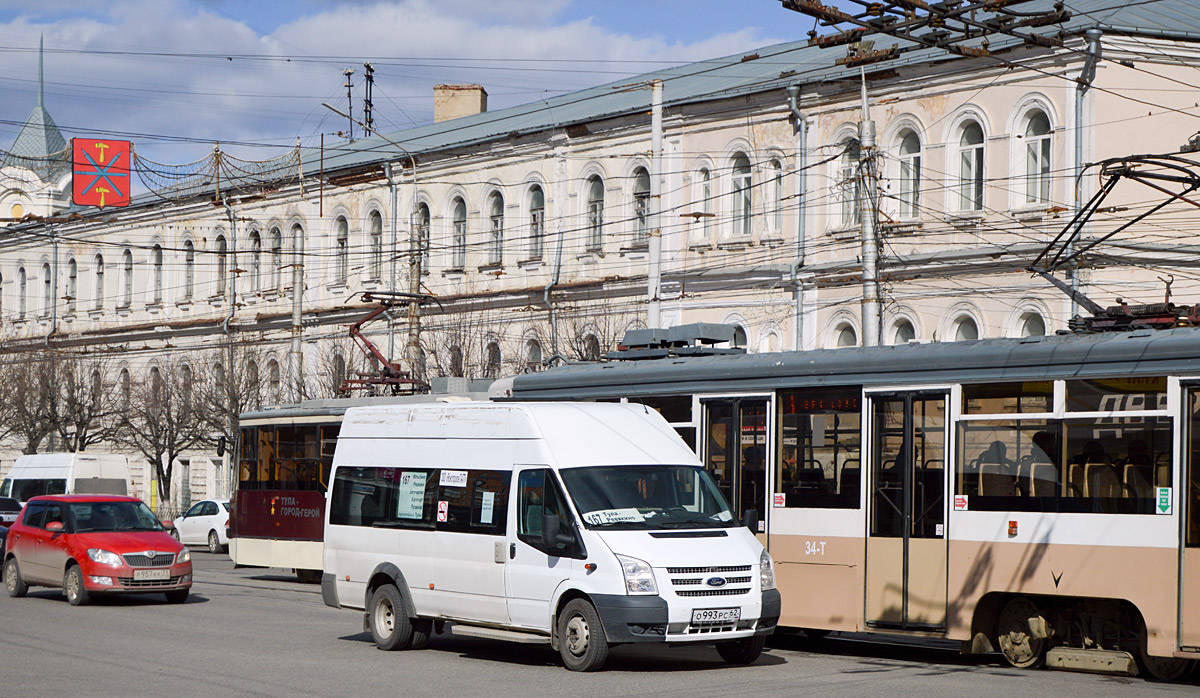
[1187, 391, 1200, 547]
[962, 381, 1052, 415]
[1066, 377, 1166, 413]
[777, 388, 861, 509]
[628, 396, 692, 424]
[674, 427, 696, 450]
[956, 417, 1169, 514]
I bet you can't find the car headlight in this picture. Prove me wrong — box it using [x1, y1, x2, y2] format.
[616, 554, 658, 595]
[759, 550, 776, 591]
[176, 549, 191, 564]
[87, 549, 122, 567]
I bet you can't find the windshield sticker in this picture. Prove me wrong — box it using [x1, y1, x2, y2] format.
[715, 511, 733, 522]
[582, 508, 646, 526]
[439, 470, 469, 487]
[395, 471, 428, 520]
[480, 490, 495, 525]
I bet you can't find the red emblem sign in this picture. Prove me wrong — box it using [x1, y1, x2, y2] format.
[72, 139, 131, 209]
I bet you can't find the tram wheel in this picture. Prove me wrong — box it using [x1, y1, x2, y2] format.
[1138, 635, 1196, 682]
[996, 597, 1045, 669]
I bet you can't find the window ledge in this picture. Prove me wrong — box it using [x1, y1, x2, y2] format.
[261, 290, 279, 301]
[827, 226, 859, 241]
[145, 301, 163, 313]
[1011, 204, 1062, 221]
[442, 268, 465, 278]
[115, 305, 131, 318]
[759, 234, 785, 247]
[87, 308, 104, 319]
[175, 299, 192, 310]
[717, 239, 752, 251]
[577, 250, 604, 262]
[947, 211, 986, 224]
[362, 278, 383, 290]
[517, 257, 544, 270]
[688, 241, 714, 253]
[206, 295, 225, 308]
[477, 263, 504, 274]
[882, 220, 923, 236]
[327, 282, 349, 295]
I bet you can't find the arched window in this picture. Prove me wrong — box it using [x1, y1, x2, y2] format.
[897, 131, 922, 219]
[584, 334, 601, 361]
[768, 158, 784, 231]
[449, 345, 464, 378]
[17, 266, 26, 318]
[487, 191, 504, 266]
[93, 255, 104, 309]
[586, 176, 604, 251]
[119, 368, 131, 407]
[732, 325, 748, 349]
[152, 244, 163, 304]
[633, 166, 650, 244]
[41, 262, 51, 315]
[246, 360, 259, 408]
[121, 249, 133, 307]
[183, 242, 194, 300]
[525, 340, 543, 373]
[368, 210, 383, 280]
[528, 186, 545, 260]
[213, 362, 225, 394]
[958, 121, 985, 211]
[149, 366, 163, 402]
[269, 227, 282, 291]
[416, 203, 431, 272]
[892, 320, 916, 345]
[334, 216, 349, 283]
[696, 167, 713, 240]
[484, 341, 501, 379]
[180, 364, 193, 398]
[731, 152, 752, 237]
[267, 358, 281, 403]
[837, 139, 861, 228]
[248, 232, 261, 293]
[1025, 110, 1052, 204]
[1020, 312, 1046, 337]
[216, 235, 228, 297]
[90, 369, 102, 410]
[954, 316, 979, 341]
[332, 353, 346, 392]
[835, 323, 858, 347]
[66, 258, 76, 313]
[452, 197, 467, 269]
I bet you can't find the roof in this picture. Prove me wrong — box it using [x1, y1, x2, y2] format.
[2, 36, 69, 184]
[508, 326, 1200, 399]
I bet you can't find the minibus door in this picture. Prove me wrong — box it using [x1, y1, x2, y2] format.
[701, 398, 769, 535]
[1181, 387, 1200, 651]
[505, 468, 578, 632]
[865, 392, 949, 630]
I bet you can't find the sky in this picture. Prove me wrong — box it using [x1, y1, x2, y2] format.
[0, 0, 823, 166]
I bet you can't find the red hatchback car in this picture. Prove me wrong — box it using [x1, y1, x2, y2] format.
[3, 494, 192, 605]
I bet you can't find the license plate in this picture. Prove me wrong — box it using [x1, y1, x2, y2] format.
[133, 569, 170, 581]
[691, 607, 740, 624]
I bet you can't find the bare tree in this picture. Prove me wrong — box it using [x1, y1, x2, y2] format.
[0, 352, 61, 454]
[198, 343, 269, 497]
[314, 336, 366, 399]
[115, 358, 212, 505]
[54, 354, 121, 452]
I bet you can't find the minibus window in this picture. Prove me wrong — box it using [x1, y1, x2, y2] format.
[517, 469, 574, 552]
[437, 469, 511, 536]
[328, 467, 437, 528]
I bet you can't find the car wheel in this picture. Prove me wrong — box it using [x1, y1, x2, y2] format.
[165, 588, 189, 604]
[557, 599, 609, 671]
[368, 584, 413, 651]
[716, 635, 766, 664]
[207, 530, 224, 554]
[64, 565, 90, 606]
[170, 528, 180, 542]
[5, 557, 28, 598]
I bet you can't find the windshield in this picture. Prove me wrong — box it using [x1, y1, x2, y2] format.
[69, 501, 164, 533]
[559, 465, 737, 530]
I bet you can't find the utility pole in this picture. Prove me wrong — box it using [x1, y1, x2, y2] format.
[647, 79, 663, 329]
[342, 69, 355, 142]
[362, 62, 375, 134]
[858, 66, 880, 347]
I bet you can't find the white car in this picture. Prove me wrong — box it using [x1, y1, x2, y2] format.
[0, 497, 20, 525]
[173, 499, 230, 553]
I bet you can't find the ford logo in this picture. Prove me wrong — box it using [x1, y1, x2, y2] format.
[705, 576, 727, 588]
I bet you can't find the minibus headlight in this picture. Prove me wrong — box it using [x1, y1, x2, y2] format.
[616, 554, 658, 595]
[87, 549, 122, 567]
[760, 550, 776, 591]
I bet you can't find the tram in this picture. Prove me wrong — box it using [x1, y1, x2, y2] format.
[498, 325, 1200, 679]
[231, 390, 489, 582]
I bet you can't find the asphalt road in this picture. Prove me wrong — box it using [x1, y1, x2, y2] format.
[1, 552, 1198, 698]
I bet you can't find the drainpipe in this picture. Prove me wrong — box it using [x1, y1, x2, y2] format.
[1072, 29, 1103, 318]
[44, 226, 58, 346]
[786, 85, 807, 351]
[544, 142, 569, 356]
[647, 79, 663, 329]
[384, 163, 398, 361]
[221, 197, 238, 500]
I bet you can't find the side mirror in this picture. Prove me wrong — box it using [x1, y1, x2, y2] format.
[46, 521, 64, 533]
[541, 514, 575, 553]
[162, 520, 175, 531]
[742, 508, 759, 534]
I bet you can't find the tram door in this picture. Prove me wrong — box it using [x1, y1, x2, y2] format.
[865, 392, 949, 629]
[1182, 387, 1200, 650]
[702, 398, 769, 532]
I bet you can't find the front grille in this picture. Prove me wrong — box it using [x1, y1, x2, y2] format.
[117, 576, 182, 588]
[122, 552, 175, 567]
[671, 578, 702, 586]
[724, 576, 753, 584]
[666, 565, 751, 575]
[684, 623, 738, 634]
[676, 588, 750, 597]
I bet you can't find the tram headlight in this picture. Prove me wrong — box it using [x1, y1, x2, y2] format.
[759, 550, 776, 591]
[616, 554, 658, 595]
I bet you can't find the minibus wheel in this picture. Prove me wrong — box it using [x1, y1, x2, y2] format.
[716, 635, 766, 664]
[369, 584, 413, 651]
[410, 619, 433, 650]
[558, 599, 609, 671]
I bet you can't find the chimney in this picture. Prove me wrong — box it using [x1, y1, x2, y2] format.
[433, 84, 488, 123]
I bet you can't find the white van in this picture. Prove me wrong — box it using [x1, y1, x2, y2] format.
[321, 402, 780, 671]
[0, 453, 133, 503]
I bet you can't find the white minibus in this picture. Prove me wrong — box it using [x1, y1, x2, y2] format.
[0, 453, 133, 503]
[321, 402, 780, 671]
